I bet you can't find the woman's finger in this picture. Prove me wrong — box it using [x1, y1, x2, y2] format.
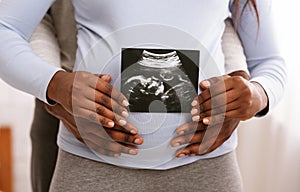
[195, 89, 239, 115]
[75, 107, 115, 128]
[194, 76, 243, 108]
[73, 96, 129, 128]
[84, 88, 129, 118]
[113, 122, 139, 135]
[93, 78, 129, 107]
[105, 129, 143, 145]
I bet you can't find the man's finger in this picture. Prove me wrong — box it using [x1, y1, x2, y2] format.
[175, 122, 207, 135]
[77, 118, 142, 145]
[175, 136, 217, 157]
[171, 130, 205, 147]
[105, 129, 143, 145]
[84, 134, 138, 155]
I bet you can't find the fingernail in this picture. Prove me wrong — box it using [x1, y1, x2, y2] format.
[108, 121, 114, 127]
[190, 108, 198, 115]
[178, 154, 185, 158]
[191, 100, 198, 107]
[122, 100, 129, 107]
[192, 115, 200, 122]
[172, 142, 180, 147]
[130, 130, 137, 134]
[134, 138, 141, 144]
[101, 75, 110, 80]
[202, 80, 210, 87]
[129, 149, 138, 155]
[177, 131, 185, 135]
[118, 119, 127, 126]
[121, 110, 129, 118]
[203, 118, 210, 125]
[114, 153, 120, 157]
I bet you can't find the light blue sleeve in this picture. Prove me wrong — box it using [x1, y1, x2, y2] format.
[0, 0, 61, 104]
[229, 0, 287, 115]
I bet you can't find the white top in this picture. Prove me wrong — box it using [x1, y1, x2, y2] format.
[0, 0, 286, 169]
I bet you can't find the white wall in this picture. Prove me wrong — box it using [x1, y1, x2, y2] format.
[0, 79, 33, 192]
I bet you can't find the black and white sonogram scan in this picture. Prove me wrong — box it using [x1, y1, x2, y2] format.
[121, 48, 199, 113]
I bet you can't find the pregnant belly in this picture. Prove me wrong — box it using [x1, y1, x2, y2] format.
[93, 113, 191, 168]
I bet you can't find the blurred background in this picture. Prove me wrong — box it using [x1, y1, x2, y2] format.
[0, 0, 299, 191]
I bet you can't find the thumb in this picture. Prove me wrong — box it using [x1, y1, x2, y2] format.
[199, 80, 210, 90]
[98, 74, 111, 82]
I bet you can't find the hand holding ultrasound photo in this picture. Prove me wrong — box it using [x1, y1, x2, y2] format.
[121, 48, 199, 113]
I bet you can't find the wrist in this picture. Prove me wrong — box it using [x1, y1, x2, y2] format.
[228, 70, 250, 80]
[251, 81, 268, 113]
[47, 70, 69, 103]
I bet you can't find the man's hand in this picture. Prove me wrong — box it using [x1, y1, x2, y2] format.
[171, 118, 239, 157]
[47, 71, 135, 133]
[45, 103, 144, 157]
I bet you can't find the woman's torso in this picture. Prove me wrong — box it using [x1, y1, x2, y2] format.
[57, 0, 237, 169]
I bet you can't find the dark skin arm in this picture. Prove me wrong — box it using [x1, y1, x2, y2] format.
[171, 70, 268, 157]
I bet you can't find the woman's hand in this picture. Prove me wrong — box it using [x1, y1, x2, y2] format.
[191, 72, 268, 125]
[47, 71, 136, 133]
[171, 70, 267, 157]
[45, 103, 143, 157]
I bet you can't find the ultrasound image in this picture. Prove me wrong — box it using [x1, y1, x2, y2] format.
[121, 48, 199, 113]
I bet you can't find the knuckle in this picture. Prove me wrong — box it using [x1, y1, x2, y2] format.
[97, 94, 108, 104]
[114, 105, 124, 115]
[191, 144, 200, 154]
[88, 113, 97, 121]
[199, 104, 205, 112]
[104, 83, 113, 93]
[209, 77, 221, 84]
[183, 134, 193, 144]
[187, 122, 198, 132]
[244, 87, 252, 96]
[232, 76, 244, 84]
[124, 134, 130, 142]
[243, 99, 252, 107]
[78, 72, 89, 79]
[240, 108, 250, 118]
[99, 117, 109, 125]
[108, 131, 118, 140]
[116, 93, 125, 104]
[200, 111, 210, 118]
[96, 106, 105, 115]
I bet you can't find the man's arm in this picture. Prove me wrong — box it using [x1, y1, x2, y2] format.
[223, 18, 249, 78]
[30, 13, 61, 68]
[50, 0, 77, 72]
